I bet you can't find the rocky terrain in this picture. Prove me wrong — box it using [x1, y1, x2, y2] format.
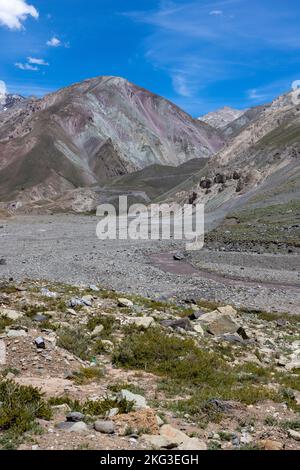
[0, 279, 300, 450]
[0, 79, 299, 452]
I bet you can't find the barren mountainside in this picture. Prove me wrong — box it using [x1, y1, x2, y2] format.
[0, 76, 224, 202]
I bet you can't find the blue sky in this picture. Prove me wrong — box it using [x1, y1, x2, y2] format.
[0, 0, 300, 116]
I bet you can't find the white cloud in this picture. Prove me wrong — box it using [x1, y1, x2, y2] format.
[28, 57, 49, 66]
[47, 36, 61, 47]
[0, 0, 38, 30]
[15, 62, 38, 71]
[0, 80, 7, 95]
[209, 10, 223, 16]
[172, 74, 193, 97]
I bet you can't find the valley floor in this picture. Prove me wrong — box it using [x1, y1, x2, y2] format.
[0, 215, 299, 314]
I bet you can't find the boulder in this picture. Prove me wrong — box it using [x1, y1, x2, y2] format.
[198, 309, 239, 336]
[217, 305, 237, 316]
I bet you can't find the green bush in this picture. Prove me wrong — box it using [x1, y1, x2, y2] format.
[0, 380, 51, 448]
[57, 326, 90, 360]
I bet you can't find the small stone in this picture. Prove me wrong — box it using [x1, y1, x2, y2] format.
[128, 317, 154, 329]
[6, 329, 27, 338]
[33, 314, 48, 322]
[156, 415, 164, 427]
[94, 420, 115, 434]
[57, 421, 88, 433]
[288, 429, 300, 441]
[66, 308, 77, 316]
[192, 323, 204, 336]
[188, 311, 205, 321]
[160, 318, 193, 331]
[101, 340, 114, 352]
[173, 252, 185, 261]
[89, 285, 99, 292]
[1, 309, 22, 320]
[66, 411, 85, 422]
[51, 404, 71, 415]
[118, 298, 133, 308]
[237, 327, 250, 340]
[0, 340, 6, 365]
[118, 390, 148, 410]
[106, 408, 119, 418]
[91, 325, 104, 337]
[34, 337, 45, 349]
[41, 288, 57, 298]
[82, 295, 93, 306]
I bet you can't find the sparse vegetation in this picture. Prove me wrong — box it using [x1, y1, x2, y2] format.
[57, 326, 91, 360]
[0, 380, 51, 449]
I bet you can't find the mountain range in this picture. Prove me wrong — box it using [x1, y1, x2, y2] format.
[0, 76, 299, 249]
[0, 76, 223, 203]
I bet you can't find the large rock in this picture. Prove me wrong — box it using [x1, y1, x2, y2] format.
[197, 308, 239, 336]
[118, 390, 148, 410]
[217, 305, 237, 316]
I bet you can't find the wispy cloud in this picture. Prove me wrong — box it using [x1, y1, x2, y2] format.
[126, 0, 300, 113]
[15, 62, 38, 71]
[28, 57, 49, 66]
[209, 10, 223, 16]
[0, 0, 38, 30]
